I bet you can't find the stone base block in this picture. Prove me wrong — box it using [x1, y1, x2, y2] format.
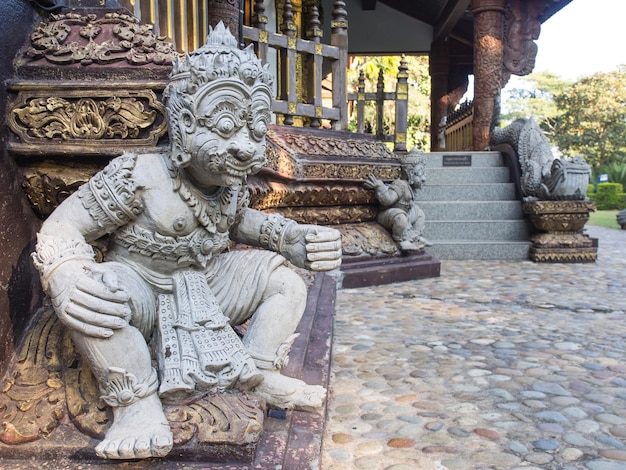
[341, 252, 441, 288]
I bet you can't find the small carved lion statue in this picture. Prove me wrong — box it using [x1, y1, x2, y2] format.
[31, 22, 341, 460]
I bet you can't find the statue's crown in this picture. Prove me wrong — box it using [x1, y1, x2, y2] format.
[167, 21, 272, 96]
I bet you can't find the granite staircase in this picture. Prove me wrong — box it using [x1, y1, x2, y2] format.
[419, 151, 531, 260]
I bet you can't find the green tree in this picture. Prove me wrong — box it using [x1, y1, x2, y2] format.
[347, 55, 431, 150]
[549, 67, 626, 171]
[501, 72, 571, 125]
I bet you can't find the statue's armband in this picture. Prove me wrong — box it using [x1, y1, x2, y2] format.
[78, 153, 145, 233]
[32, 236, 95, 292]
[259, 213, 296, 254]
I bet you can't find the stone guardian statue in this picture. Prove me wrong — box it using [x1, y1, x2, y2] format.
[31, 22, 342, 460]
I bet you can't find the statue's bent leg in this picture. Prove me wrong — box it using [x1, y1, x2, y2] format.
[70, 262, 172, 459]
[243, 266, 326, 411]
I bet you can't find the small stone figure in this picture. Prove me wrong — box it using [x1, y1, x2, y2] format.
[364, 150, 431, 253]
[31, 23, 341, 460]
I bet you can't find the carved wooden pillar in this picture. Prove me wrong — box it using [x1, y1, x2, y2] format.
[208, 0, 241, 40]
[430, 39, 449, 151]
[470, 0, 505, 150]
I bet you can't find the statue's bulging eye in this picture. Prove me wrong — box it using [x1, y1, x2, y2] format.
[252, 120, 268, 141]
[217, 116, 235, 136]
[249, 110, 270, 141]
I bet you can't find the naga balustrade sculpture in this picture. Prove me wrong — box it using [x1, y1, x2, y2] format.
[490, 117, 596, 262]
[30, 22, 342, 460]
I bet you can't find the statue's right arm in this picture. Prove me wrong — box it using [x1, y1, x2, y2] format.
[32, 154, 144, 338]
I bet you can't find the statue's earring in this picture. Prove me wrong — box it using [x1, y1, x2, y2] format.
[173, 109, 196, 167]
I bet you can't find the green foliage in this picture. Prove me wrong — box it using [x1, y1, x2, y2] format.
[502, 72, 572, 124]
[587, 210, 621, 229]
[549, 67, 626, 172]
[502, 67, 626, 173]
[596, 162, 626, 191]
[594, 183, 626, 210]
[347, 55, 431, 150]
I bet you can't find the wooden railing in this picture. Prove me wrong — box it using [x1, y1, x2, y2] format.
[440, 99, 473, 151]
[118, 0, 350, 131]
[243, 0, 349, 130]
[118, 0, 213, 53]
[347, 57, 409, 152]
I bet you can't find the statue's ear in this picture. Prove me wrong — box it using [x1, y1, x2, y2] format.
[179, 108, 197, 135]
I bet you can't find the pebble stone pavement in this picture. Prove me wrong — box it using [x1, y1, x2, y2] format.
[321, 226, 626, 470]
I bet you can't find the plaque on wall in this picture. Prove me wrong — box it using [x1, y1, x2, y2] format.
[442, 154, 472, 167]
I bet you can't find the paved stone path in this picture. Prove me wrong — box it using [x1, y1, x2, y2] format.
[322, 226, 626, 470]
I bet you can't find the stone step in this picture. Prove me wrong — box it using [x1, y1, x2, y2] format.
[419, 200, 524, 221]
[423, 151, 504, 168]
[418, 183, 516, 201]
[423, 219, 531, 241]
[426, 240, 531, 260]
[426, 166, 510, 184]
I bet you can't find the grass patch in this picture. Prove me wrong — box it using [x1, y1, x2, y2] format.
[588, 210, 621, 229]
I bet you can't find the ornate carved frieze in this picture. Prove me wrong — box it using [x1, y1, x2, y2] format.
[7, 82, 168, 156]
[265, 127, 401, 182]
[17, 12, 177, 68]
[248, 179, 376, 210]
[267, 205, 376, 225]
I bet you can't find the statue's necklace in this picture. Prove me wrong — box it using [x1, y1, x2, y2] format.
[166, 157, 223, 233]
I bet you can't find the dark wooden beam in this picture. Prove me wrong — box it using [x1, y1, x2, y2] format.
[433, 0, 471, 42]
[361, 0, 377, 11]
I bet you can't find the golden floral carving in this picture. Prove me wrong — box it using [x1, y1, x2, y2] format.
[20, 164, 102, 218]
[0, 305, 266, 446]
[21, 12, 177, 67]
[10, 92, 166, 148]
[337, 222, 399, 257]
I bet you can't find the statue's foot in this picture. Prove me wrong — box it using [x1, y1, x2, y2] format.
[398, 240, 423, 253]
[253, 370, 326, 412]
[419, 236, 432, 247]
[95, 393, 173, 459]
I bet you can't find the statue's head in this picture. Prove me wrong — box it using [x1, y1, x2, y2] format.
[402, 149, 426, 189]
[164, 22, 273, 187]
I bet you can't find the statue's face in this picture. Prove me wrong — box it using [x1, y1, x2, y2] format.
[404, 162, 425, 188]
[184, 83, 271, 188]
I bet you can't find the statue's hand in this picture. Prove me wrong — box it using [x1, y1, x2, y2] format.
[364, 174, 383, 190]
[47, 262, 131, 338]
[282, 224, 342, 271]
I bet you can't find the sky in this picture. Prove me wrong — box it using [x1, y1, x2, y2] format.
[531, 0, 626, 80]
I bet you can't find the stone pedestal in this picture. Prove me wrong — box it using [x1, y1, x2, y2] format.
[523, 200, 597, 263]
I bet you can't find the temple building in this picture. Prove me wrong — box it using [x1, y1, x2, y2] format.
[0, 2, 584, 458]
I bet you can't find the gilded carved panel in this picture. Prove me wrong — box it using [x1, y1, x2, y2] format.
[8, 85, 168, 156]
